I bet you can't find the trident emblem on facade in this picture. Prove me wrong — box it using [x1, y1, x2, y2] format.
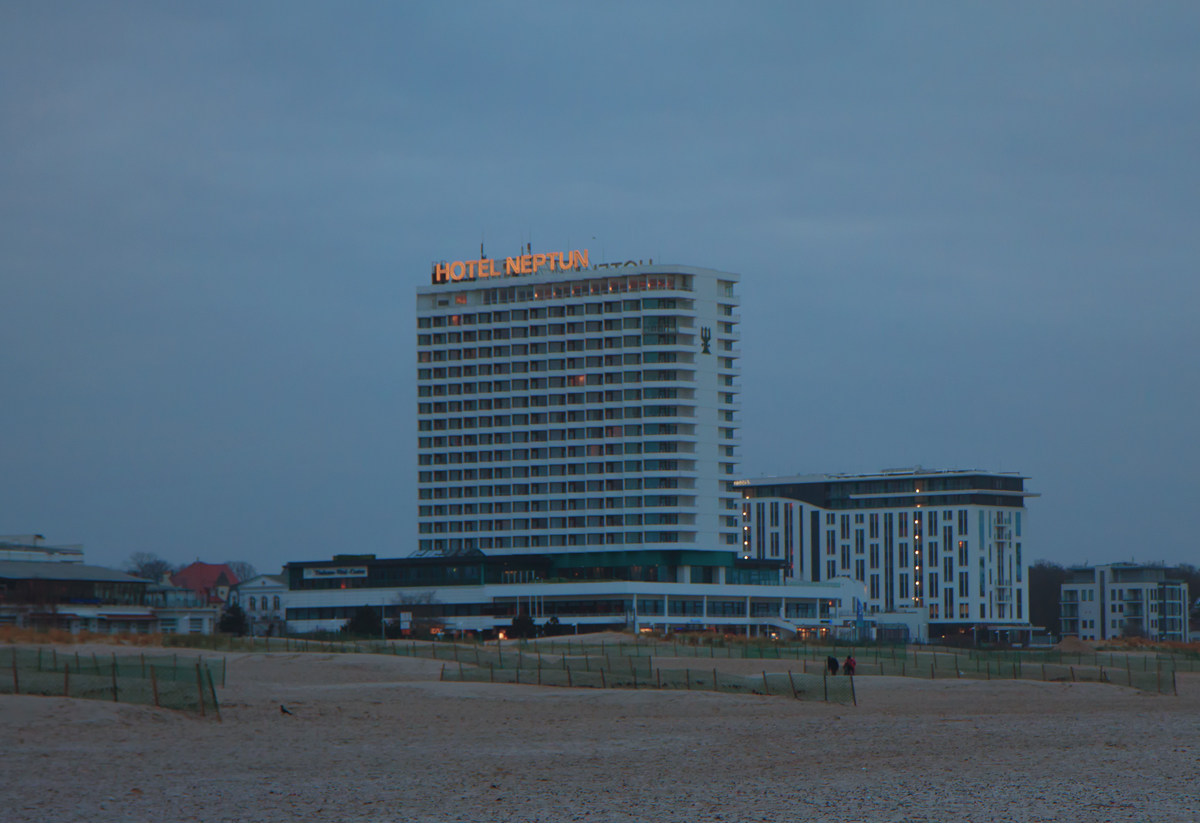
[700, 327, 712, 354]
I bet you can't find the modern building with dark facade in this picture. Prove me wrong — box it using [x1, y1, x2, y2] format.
[736, 468, 1038, 641]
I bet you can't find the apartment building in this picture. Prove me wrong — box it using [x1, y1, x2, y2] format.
[1060, 563, 1188, 642]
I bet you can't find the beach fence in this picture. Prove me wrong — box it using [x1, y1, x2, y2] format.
[0, 647, 223, 717]
[437, 659, 857, 705]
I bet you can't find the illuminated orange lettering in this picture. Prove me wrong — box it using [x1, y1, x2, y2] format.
[437, 249, 590, 283]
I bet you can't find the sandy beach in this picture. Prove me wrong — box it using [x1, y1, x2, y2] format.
[2, 648, 1198, 822]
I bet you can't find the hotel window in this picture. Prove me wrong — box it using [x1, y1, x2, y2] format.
[770, 502, 779, 527]
[841, 545, 850, 569]
[827, 560, 837, 579]
[249, 597, 256, 611]
[826, 530, 836, 555]
[869, 513, 879, 539]
[899, 574, 909, 600]
[840, 515, 850, 539]
[855, 529, 865, 554]
[898, 512, 908, 538]
[854, 513, 864, 524]
[869, 574, 880, 599]
[869, 543, 879, 569]
[899, 542, 908, 569]
[958, 509, 968, 535]
[826, 513, 835, 525]
[770, 532, 780, 556]
[855, 559, 865, 582]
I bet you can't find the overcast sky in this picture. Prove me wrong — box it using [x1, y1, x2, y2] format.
[2, 3, 1197, 574]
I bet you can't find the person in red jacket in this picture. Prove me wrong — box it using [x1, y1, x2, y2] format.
[843, 654, 857, 676]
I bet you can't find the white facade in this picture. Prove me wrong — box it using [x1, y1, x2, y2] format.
[230, 574, 288, 635]
[415, 260, 742, 558]
[736, 470, 1038, 639]
[1060, 564, 1188, 642]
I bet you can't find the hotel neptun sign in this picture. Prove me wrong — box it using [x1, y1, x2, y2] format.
[431, 249, 590, 284]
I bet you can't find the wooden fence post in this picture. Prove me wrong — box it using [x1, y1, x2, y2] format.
[111, 660, 119, 702]
[762, 671, 770, 696]
[195, 663, 206, 717]
[712, 668, 718, 692]
[787, 670, 797, 699]
[600, 668, 606, 689]
[439, 663, 445, 682]
[150, 666, 159, 707]
[206, 667, 221, 722]
[12, 651, 19, 695]
[823, 669, 828, 702]
[685, 668, 691, 690]
[64, 666, 70, 698]
[850, 675, 857, 707]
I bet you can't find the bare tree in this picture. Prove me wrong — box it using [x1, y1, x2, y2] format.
[224, 561, 257, 584]
[124, 552, 175, 582]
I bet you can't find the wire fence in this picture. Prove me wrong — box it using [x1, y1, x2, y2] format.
[150, 633, 1200, 677]
[0, 647, 222, 717]
[438, 660, 858, 704]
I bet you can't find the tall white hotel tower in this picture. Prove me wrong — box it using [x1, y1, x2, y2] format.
[415, 251, 743, 563]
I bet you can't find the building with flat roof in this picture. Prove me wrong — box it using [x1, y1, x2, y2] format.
[283, 253, 867, 638]
[0, 560, 157, 633]
[1060, 564, 1188, 642]
[736, 469, 1038, 643]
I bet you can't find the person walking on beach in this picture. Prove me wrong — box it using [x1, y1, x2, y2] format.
[843, 654, 856, 677]
[826, 655, 839, 675]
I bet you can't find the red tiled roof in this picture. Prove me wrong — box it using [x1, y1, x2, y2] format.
[171, 562, 240, 593]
